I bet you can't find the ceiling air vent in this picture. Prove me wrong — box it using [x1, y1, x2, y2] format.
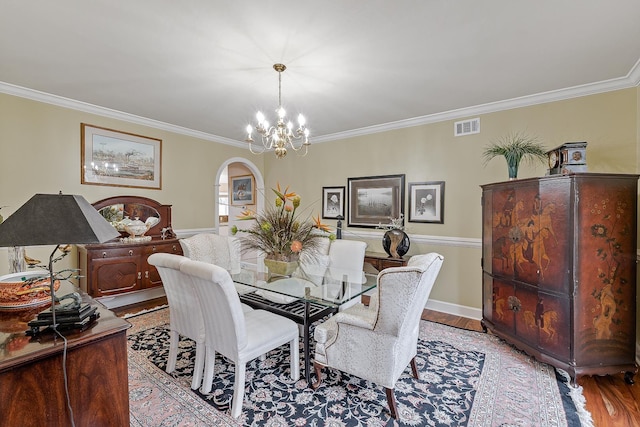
[454, 118, 480, 136]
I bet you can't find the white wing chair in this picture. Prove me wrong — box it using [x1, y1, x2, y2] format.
[312, 252, 444, 419]
[179, 233, 241, 274]
[180, 258, 300, 419]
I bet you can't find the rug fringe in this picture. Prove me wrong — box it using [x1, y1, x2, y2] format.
[556, 369, 595, 427]
[123, 304, 169, 319]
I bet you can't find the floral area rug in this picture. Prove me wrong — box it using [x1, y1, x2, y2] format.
[126, 307, 593, 427]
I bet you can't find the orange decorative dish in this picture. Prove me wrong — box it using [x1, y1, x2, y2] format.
[0, 271, 60, 309]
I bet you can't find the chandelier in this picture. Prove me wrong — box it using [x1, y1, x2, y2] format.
[245, 64, 310, 159]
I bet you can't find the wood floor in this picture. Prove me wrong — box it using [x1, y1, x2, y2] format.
[116, 298, 639, 427]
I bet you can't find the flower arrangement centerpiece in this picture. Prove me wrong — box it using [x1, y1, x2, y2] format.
[231, 184, 335, 275]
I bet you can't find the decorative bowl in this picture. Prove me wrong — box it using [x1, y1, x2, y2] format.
[124, 217, 150, 237]
[0, 271, 60, 309]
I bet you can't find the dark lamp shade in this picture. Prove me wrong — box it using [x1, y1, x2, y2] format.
[0, 193, 120, 247]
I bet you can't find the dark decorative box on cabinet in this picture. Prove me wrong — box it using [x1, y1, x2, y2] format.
[481, 173, 638, 384]
[78, 196, 182, 298]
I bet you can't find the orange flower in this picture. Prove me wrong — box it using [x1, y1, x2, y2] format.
[284, 204, 293, 212]
[273, 182, 297, 202]
[313, 215, 332, 233]
[290, 240, 303, 253]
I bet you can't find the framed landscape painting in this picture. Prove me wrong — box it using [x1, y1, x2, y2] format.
[408, 181, 445, 223]
[81, 123, 162, 189]
[348, 174, 405, 228]
[322, 186, 345, 219]
[230, 175, 255, 205]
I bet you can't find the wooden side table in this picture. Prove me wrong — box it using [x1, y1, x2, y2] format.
[364, 251, 410, 273]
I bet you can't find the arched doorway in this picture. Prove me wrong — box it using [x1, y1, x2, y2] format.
[214, 157, 264, 238]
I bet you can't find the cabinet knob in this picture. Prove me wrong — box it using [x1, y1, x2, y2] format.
[102, 251, 107, 258]
[152, 246, 157, 252]
[172, 245, 177, 251]
[129, 250, 134, 256]
[137, 272, 142, 279]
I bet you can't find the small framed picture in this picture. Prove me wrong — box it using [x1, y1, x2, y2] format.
[322, 186, 345, 219]
[408, 181, 445, 223]
[348, 174, 405, 228]
[230, 175, 255, 205]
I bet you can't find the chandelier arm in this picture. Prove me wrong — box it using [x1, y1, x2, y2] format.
[248, 140, 267, 155]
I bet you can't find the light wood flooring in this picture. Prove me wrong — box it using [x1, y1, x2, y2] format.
[115, 298, 640, 427]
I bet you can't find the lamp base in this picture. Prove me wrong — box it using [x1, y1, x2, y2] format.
[27, 303, 99, 335]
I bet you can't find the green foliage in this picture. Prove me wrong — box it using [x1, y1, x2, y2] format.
[482, 132, 547, 168]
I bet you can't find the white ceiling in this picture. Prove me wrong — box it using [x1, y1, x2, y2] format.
[1, 1, 639, 146]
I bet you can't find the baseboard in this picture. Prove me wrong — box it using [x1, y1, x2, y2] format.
[96, 287, 166, 309]
[425, 299, 482, 321]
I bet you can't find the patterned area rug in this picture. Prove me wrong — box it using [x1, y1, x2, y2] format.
[126, 307, 593, 427]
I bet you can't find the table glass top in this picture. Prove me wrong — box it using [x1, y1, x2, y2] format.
[231, 262, 377, 307]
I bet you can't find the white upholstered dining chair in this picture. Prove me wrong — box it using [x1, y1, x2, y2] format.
[312, 252, 444, 419]
[179, 258, 300, 419]
[179, 233, 242, 274]
[148, 252, 254, 391]
[147, 252, 205, 390]
[326, 239, 367, 309]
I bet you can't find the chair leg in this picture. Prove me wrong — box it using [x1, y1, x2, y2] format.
[410, 356, 419, 379]
[385, 387, 398, 419]
[230, 362, 246, 418]
[200, 349, 216, 394]
[311, 361, 324, 390]
[290, 338, 300, 380]
[191, 342, 205, 390]
[166, 330, 179, 373]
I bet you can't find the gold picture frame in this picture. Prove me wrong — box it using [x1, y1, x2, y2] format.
[81, 123, 162, 189]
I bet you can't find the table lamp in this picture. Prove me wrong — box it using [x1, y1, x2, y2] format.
[0, 192, 120, 332]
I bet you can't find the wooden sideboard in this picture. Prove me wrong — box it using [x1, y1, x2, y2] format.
[0, 282, 131, 426]
[77, 195, 182, 298]
[364, 251, 410, 273]
[78, 238, 182, 298]
[481, 173, 638, 384]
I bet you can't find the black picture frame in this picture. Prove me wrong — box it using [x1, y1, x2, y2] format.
[322, 186, 345, 219]
[347, 174, 405, 228]
[408, 181, 445, 223]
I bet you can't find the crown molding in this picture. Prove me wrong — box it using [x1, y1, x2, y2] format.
[0, 81, 246, 149]
[314, 65, 640, 143]
[2, 59, 639, 147]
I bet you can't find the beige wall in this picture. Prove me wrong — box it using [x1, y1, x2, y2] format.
[0, 93, 262, 275]
[262, 88, 639, 313]
[1, 88, 638, 317]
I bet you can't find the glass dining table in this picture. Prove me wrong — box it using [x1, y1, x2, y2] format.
[231, 262, 377, 384]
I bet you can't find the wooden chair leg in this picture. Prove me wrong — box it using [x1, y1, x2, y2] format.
[410, 357, 419, 379]
[385, 387, 398, 419]
[311, 361, 324, 390]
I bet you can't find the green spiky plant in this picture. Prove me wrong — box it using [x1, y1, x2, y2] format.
[482, 132, 547, 179]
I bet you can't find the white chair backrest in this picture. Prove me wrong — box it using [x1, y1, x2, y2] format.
[179, 233, 241, 274]
[147, 253, 204, 341]
[179, 259, 248, 358]
[327, 239, 367, 283]
[375, 253, 444, 336]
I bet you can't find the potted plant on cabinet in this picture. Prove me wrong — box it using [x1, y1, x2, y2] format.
[482, 132, 547, 180]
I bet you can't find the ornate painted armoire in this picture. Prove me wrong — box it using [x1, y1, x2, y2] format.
[481, 173, 638, 384]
